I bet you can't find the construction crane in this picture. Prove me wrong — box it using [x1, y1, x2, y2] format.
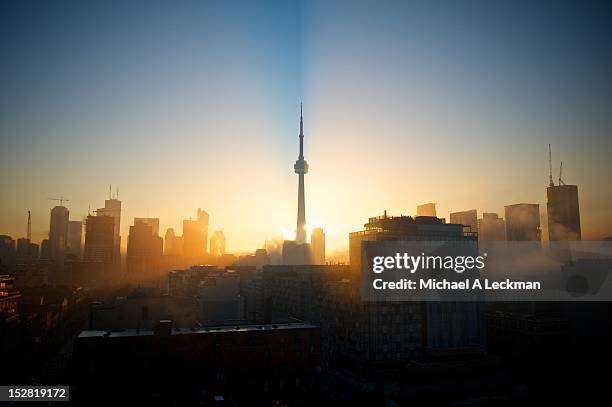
[548, 144, 555, 187]
[558, 161, 565, 185]
[27, 210, 31, 241]
[48, 197, 70, 206]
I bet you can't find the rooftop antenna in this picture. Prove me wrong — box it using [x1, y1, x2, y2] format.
[548, 144, 554, 187]
[27, 210, 31, 241]
[558, 161, 565, 185]
[109, 184, 112, 200]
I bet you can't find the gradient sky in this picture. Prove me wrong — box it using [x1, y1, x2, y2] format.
[1, 0, 611, 257]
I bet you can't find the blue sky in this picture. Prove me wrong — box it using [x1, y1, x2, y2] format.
[1, 0, 611, 252]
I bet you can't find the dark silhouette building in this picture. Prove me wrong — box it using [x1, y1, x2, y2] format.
[84, 214, 115, 265]
[67, 220, 82, 258]
[49, 205, 69, 265]
[504, 203, 541, 241]
[96, 196, 122, 267]
[72, 320, 321, 403]
[478, 212, 506, 241]
[310, 228, 325, 265]
[546, 184, 581, 241]
[127, 219, 162, 274]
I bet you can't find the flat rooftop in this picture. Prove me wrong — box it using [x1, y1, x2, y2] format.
[78, 321, 318, 339]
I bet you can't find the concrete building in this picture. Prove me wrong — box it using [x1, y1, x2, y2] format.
[478, 212, 506, 241]
[450, 209, 478, 235]
[0, 235, 15, 265]
[349, 211, 475, 269]
[39, 239, 50, 260]
[16, 238, 38, 261]
[90, 288, 202, 330]
[416, 203, 437, 217]
[546, 184, 581, 241]
[310, 228, 325, 265]
[72, 320, 321, 402]
[282, 240, 311, 265]
[167, 265, 243, 321]
[504, 204, 541, 241]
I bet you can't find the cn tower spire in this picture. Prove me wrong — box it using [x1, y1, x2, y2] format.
[294, 103, 309, 244]
[299, 102, 304, 159]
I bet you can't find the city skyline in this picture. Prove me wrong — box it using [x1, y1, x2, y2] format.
[1, 1, 612, 254]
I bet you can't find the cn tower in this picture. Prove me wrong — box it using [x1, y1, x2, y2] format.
[294, 104, 308, 244]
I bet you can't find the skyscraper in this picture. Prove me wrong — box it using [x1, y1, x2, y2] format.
[84, 215, 115, 265]
[134, 218, 160, 237]
[182, 208, 209, 258]
[49, 205, 69, 265]
[504, 204, 541, 241]
[547, 185, 581, 241]
[294, 104, 308, 244]
[209, 231, 226, 257]
[164, 228, 183, 256]
[127, 220, 162, 274]
[67, 220, 83, 258]
[97, 196, 122, 266]
[310, 228, 325, 265]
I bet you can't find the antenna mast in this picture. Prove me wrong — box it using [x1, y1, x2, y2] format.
[558, 161, 565, 185]
[548, 144, 554, 187]
[27, 210, 31, 241]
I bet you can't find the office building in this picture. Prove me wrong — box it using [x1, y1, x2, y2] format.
[182, 208, 209, 258]
[478, 213, 506, 241]
[164, 228, 183, 256]
[127, 220, 162, 274]
[96, 196, 122, 266]
[209, 230, 226, 257]
[282, 240, 311, 265]
[310, 227, 325, 265]
[504, 204, 541, 241]
[547, 184, 581, 241]
[450, 209, 478, 235]
[417, 202, 437, 217]
[349, 211, 476, 269]
[49, 205, 69, 265]
[134, 217, 160, 237]
[67, 220, 82, 258]
[73, 320, 321, 402]
[83, 215, 115, 264]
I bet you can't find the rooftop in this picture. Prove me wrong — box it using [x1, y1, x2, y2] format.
[78, 320, 318, 339]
